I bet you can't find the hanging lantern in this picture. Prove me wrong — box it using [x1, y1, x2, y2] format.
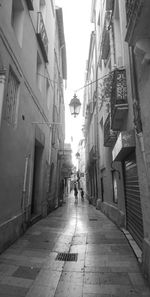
[75, 152, 80, 159]
[69, 94, 81, 117]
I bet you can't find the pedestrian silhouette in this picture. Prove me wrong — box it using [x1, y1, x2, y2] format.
[74, 185, 78, 203]
[80, 188, 84, 201]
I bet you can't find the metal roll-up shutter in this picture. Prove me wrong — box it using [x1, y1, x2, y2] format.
[124, 153, 144, 249]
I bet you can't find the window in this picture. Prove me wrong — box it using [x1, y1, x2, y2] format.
[101, 177, 104, 202]
[97, 12, 100, 26]
[11, 0, 24, 46]
[39, 0, 46, 23]
[46, 78, 50, 109]
[50, 0, 55, 16]
[49, 163, 54, 193]
[36, 53, 43, 92]
[4, 67, 20, 126]
[100, 118, 104, 166]
[113, 0, 122, 67]
[112, 170, 118, 204]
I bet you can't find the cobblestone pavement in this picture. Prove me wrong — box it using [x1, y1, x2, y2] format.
[0, 192, 150, 297]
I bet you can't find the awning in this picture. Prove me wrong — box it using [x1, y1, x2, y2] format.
[112, 130, 135, 161]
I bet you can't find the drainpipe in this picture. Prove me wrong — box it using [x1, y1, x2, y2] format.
[0, 69, 6, 127]
[22, 156, 30, 211]
[22, 155, 30, 230]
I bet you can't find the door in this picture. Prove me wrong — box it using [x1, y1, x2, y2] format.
[31, 140, 43, 215]
[124, 152, 144, 248]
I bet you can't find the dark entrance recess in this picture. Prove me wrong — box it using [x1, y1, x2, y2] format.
[101, 177, 104, 202]
[31, 139, 43, 215]
[124, 152, 144, 249]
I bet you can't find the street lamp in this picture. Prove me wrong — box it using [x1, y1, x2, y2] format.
[69, 94, 81, 117]
[75, 152, 80, 159]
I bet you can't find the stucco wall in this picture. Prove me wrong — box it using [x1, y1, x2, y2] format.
[0, 0, 55, 251]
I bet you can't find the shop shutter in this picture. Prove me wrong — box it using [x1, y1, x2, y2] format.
[124, 153, 144, 249]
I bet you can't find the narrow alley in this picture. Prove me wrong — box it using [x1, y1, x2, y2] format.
[0, 193, 149, 297]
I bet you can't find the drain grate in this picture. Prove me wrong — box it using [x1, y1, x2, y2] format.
[89, 218, 98, 221]
[55, 253, 78, 262]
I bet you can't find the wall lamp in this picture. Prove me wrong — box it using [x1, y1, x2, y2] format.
[75, 152, 80, 159]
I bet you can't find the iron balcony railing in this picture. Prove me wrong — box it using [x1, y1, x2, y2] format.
[126, 0, 143, 26]
[25, 0, 34, 10]
[104, 113, 117, 147]
[111, 68, 128, 130]
[111, 68, 127, 109]
[37, 12, 48, 63]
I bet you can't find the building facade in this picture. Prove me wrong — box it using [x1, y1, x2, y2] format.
[84, 0, 150, 284]
[125, 0, 150, 284]
[47, 6, 67, 211]
[0, 0, 67, 252]
[83, 30, 100, 205]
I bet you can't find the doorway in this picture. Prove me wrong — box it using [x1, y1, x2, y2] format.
[31, 140, 43, 216]
[124, 152, 144, 248]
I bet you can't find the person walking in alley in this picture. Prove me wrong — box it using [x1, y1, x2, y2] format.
[80, 187, 84, 201]
[74, 184, 78, 203]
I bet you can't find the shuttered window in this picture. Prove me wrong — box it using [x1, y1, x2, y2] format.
[4, 67, 20, 126]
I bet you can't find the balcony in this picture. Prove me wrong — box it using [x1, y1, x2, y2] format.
[111, 68, 128, 131]
[112, 130, 135, 161]
[101, 13, 110, 60]
[36, 12, 48, 63]
[25, 0, 34, 10]
[104, 113, 117, 147]
[125, 0, 150, 45]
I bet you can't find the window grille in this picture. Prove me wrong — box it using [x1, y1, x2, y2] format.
[5, 68, 19, 126]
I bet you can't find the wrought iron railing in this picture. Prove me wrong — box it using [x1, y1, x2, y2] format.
[25, 0, 33, 10]
[104, 113, 117, 147]
[37, 12, 48, 62]
[126, 0, 143, 27]
[111, 68, 127, 117]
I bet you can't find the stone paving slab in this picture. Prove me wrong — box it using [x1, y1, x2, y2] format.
[83, 292, 149, 297]
[0, 275, 33, 288]
[0, 263, 18, 276]
[0, 192, 149, 297]
[83, 283, 150, 296]
[0, 284, 28, 296]
[33, 269, 61, 287]
[63, 260, 85, 272]
[59, 271, 84, 283]
[54, 280, 83, 297]
[26, 284, 56, 297]
[12, 266, 40, 280]
[84, 264, 141, 273]
[84, 272, 131, 285]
